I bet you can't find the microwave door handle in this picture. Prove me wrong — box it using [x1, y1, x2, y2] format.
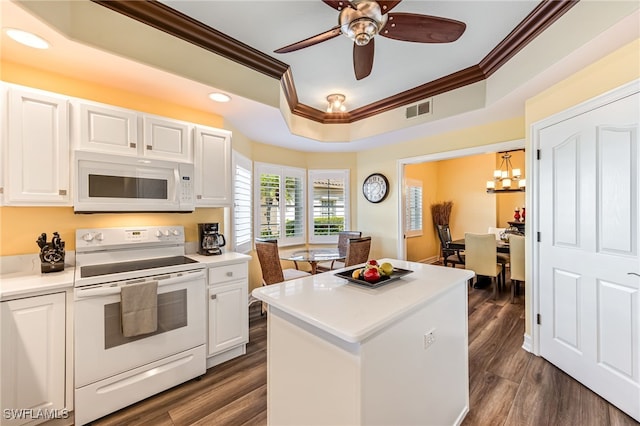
[76, 269, 205, 299]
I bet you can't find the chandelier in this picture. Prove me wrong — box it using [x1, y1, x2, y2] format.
[486, 151, 525, 193]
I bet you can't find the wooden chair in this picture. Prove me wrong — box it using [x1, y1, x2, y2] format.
[344, 237, 372, 267]
[436, 224, 465, 268]
[316, 231, 362, 272]
[464, 233, 503, 299]
[509, 234, 525, 303]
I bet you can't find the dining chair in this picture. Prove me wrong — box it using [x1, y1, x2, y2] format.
[436, 224, 465, 268]
[255, 239, 311, 285]
[316, 230, 362, 272]
[255, 239, 311, 314]
[509, 234, 525, 303]
[343, 237, 372, 267]
[488, 226, 510, 282]
[464, 233, 503, 299]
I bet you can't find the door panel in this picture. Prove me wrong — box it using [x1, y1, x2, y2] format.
[539, 91, 639, 421]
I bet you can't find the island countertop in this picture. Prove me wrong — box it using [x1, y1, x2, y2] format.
[251, 259, 474, 343]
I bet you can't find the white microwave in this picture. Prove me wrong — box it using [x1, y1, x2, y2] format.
[74, 151, 195, 213]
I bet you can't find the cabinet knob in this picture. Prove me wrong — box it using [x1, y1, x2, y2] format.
[147, 145, 153, 150]
[59, 189, 67, 196]
[226, 272, 233, 277]
[210, 294, 217, 300]
[129, 143, 136, 148]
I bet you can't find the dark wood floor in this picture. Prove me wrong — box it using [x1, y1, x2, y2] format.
[93, 278, 639, 426]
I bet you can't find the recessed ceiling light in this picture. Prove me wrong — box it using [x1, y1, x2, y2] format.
[5, 28, 49, 49]
[209, 92, 231, 103]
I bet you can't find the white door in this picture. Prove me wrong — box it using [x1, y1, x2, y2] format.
[538, 89, 639, 421]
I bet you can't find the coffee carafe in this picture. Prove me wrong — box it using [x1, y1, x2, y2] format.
[198, 223, 226, 255]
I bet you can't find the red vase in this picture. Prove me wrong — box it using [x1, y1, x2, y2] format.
[521, 207, 526, 222]
[514, 209, 521, 222]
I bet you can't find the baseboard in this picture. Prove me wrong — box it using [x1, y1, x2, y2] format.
[522, 333, 533, 353]
[418, 256, 439, 264]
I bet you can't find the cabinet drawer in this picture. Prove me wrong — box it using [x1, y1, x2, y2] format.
[208, 263, 247, 285]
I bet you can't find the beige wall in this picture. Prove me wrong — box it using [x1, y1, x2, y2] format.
[357, 117, 525, 261]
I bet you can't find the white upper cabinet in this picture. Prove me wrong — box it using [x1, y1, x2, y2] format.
[142, 114, 192, 162]
[73, 101, 192, 162]
[73, 100, 139, 155]
[194, 125, 232, 206]
[5, 86, 70, 205]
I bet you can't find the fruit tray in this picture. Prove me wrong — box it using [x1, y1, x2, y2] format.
[334, 266, 414, 288]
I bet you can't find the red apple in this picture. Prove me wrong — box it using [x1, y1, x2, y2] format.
[363, 267, 381, 283]
[367, 259, 379, 266]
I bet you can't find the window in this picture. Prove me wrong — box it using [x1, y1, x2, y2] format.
[232, 151, 252, 253]
[308, 170, 350, 244]
[254, 163, 305, 246]
[404, 179, 423, 237]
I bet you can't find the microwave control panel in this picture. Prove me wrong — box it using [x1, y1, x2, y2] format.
[178, 163, 195, 207]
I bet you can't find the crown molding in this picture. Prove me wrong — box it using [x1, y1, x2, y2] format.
[92, 0, 578, 125]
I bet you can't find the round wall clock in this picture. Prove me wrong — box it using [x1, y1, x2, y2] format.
[362, 173, 389, 203]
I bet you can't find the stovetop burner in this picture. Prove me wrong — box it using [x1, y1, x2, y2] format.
[80, 256, 198, 278]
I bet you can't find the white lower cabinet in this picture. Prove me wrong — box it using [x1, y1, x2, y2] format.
[1, 292, 66, 425]
[205, 258, 249, 368]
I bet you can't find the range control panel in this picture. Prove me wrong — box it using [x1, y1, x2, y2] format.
[76, 226, 185, 251]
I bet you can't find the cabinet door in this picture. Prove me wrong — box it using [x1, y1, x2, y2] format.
[194, 126, 232, 206]
[143, 115, 191, 162]
[7, 88, 70, 204]
[1, 293, 66, 425]
[208, 281, 248, 356]
[74, 101, 139, 155]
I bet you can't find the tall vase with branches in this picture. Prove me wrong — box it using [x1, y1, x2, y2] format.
[431, 201, 453, 227]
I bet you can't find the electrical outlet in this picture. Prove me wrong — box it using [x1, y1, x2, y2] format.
[424, 329, 436, 349]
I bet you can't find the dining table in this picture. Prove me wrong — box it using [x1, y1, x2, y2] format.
[448, 238, 511, 253]
[280, 248, 345, 274]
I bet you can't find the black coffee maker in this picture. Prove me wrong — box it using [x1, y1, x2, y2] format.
[198, 223, 226, 255]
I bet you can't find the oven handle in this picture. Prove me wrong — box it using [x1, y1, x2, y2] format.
[75, 269, 205, 299]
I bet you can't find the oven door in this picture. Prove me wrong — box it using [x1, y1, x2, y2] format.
[74, 269, 205, 387]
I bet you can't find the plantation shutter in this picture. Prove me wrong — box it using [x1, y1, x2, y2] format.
[405, 179, 423, 237]
[308, 170, 350, 244]
[254, 163, 305, 246]
[232, 151, 252, 253]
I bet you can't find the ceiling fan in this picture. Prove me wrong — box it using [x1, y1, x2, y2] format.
[274, 0, 467, 80]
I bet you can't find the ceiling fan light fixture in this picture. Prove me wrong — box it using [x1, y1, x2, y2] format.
[339, 1, 387, 46]
[326, 94, 346, 113]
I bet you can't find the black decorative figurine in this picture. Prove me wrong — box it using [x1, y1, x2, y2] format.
[37, 231, 65, 273]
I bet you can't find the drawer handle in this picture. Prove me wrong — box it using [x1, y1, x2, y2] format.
[226, 272, 233, 277]
[210, 294, 217, 300]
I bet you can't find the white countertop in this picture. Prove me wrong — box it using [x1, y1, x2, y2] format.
[251, 259, 474, 343]
[1, 267, 75, 301]
[186, 252, 252, 265]
[0, 251, 251, 301]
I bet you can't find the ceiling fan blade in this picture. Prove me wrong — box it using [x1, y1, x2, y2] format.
[376, 1, 403, 14]
[353, 39, 375, 80]
[380, 13, 466, 43]
[321, 1, 355, 11]
[274, 26, 342, 54]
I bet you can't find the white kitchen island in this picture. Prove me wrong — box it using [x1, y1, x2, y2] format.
[251, 259, 474, 426]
